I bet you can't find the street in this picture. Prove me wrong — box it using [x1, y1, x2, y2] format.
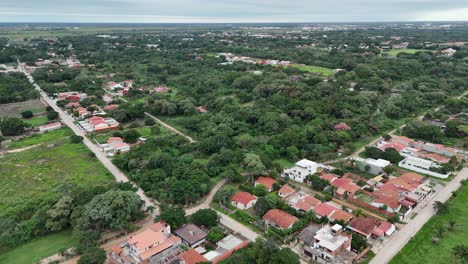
[370, 167, 468, 264]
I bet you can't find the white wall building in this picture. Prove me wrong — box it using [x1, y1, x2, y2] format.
[398, 156, 450, 179]
[282, 159, 319, 183]
[353, 157, 390, 175]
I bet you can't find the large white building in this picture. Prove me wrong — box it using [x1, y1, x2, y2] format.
[353, 157, 390, 175]
[282, 159, 319, 182]
[399, 156, 450, 178]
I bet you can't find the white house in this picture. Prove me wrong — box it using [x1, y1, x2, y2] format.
[282, 159, 319, 182]
[398, 156, 450, 179]
[353, 157, 390, 175]
[231, 192, 258, 210]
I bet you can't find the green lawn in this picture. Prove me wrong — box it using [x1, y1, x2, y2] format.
[387, 49, 433, 56]
[0, 230, 75, 264]
[273, 158, 294, 169]
[390, 182, 468, 264]
[6, 128, 71, 149]
[0, 140, 115, 218]
[23, 115, 49, 127]
[290, 64, 334, 76]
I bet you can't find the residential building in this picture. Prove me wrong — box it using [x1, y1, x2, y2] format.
[254, 177, 277, 192]
[100, 137, 130, 156]
[174, 224, 207, 248]
[278, 184, 295, 198]
[38, 122, 62, 132]
[263, 209, 298, 229]
[347, 217, 380, 239]
[293, 195, 322, 212]
[203, 235, 249, 264]
[282, 159, 319, 183]
[178, 248, 207, 264]
[231, 192, 257, 210]
[109, 221, 182, 264]
[314, 203, 337, 219]
[353, 157, 390, 175]
[303, 224, 355, 264]
[398, 156, 450, 178]
[328, 209, 353, 223]
[78, 116, 119, 133]
[57, 91, 87, 102]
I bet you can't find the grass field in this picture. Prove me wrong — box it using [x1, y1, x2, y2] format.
[387, 49, 433, 56]
[290, 64, 334, 76]
[0, 100, 45, 118]
[390, 182, 468, 264]
[6, 128, 71, 149]
[0, 139, 114, 218]
[22, 115, 49, 127]
[0, 230, 75, 264]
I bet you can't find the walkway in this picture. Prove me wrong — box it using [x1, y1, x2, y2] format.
[17, 63, 159, 217]
[370, 167, 468, 264]
[144, 112, 196, 143]
[186, 179, 226, 215]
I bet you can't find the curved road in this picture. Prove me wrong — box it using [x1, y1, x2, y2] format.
[18, 63, 159, 217]
[144, 112, 197, 143]
[370, 167, 468, 264]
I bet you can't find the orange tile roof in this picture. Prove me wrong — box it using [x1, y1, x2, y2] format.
[331, 178, 352, 188]
[320, 173, 338, 183]
[263, 209, 298, 229]
[303, 196, 321, 207]
[107, 137, 123, 144]
[348, 217, 380, 236]
[255, 177, 277, 189]
[278, 184, 295, 196]
[399, 172, 424, 185]
[179, 248, 208, 264]
[339, 182, 361, 194]
[231, 192, 257, 205]
[314, 203, 336, 217]
[295, 200, 314, 212]
[374, 196, 401, 209]
[329, 209, 353, 222]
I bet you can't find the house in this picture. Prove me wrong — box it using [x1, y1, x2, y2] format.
[374, 221, 395, 237]
[103, 104, 119, 111]
[328, 209, 353, 223]
[314, 203, 337, 218]
[336, 182, 361, 197]
[57, 91, 87, 102]
[278, 184, 295, 198]
[123, 80, 134, 88]
[334, 122, 351, 131]
[179, 248, 208, 264]
[263, 209, 298, 229]
[109, 221, 182, 264]
[390, 135, 414, 146]
[203, 235, 249, 264]
[38, 122, 62, 132]
[174, 224, 207, 248]
[320, 173, 339, 183]
[75, 107, 90, 118]
[149, 86, 169, 94]
[65, 102, 80, 109]
[353, 157, 390, 175]
[298, 225, 321, 246]
[254, 177, 277, 192]
[282, 159, 319, 183]
[293, 195, 322, 212]
[100, 137, 130, 156]
[347, 217, 380, 239]
[398, 156, 450, 178]
[197, 106, 207, 113]
[378, 141, 407, 152]
[303, 224, 355, 264]
[79, 116, 119, 133]
[231, 192, 257, 210]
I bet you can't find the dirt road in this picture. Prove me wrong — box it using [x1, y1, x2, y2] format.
[144, 112, 196, 143]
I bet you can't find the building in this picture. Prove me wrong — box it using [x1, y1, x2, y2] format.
[293, 195, 322, 212]
[104, 104, 119, 111]
[282, 159, 319, 183]
[303, 224, 355, 264]
[78, 116, 119, 133]
[328, 209, 353, 223]
[231, 192, 257, 210]
[263, 209, 298, 230]
[203, 235, 249, 264]
[109, 221, 182, 264]
[398, 156, 450, 178]
[334, 122, 351, 131]
[100, 137, 131, 156]
[57, 91, 87, 101]
[254, 177, 277, 192]
[178, 248, 208, 264]
[278, 184, 296, 198]
[314, 203, 337, 219]
[174, 224, 207, 248]
[353, 157, 390, 175]
[38, 122, 62, 132]
[347, 217, 380, 239]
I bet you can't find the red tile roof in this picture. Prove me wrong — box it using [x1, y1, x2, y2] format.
[255, 177, 277, 189]
[399, 172, 424, 185]
[103, 104, 119, 111]
[231, 192, 257, 206]
[263, 209, 298, 229]
[107, 137, 123, 144]
[314, 203, 336, 218]
[303, 196, 321, 207]
[278, 184, 295, 196]
[179, 248, 208, 264]
[334, 122, 351, 131]
[329, 209, 353, 223]
[331, 178, 353, 188]
[348, 217, 380, 237]
[377, 222, 393, 233]
[339, 182, 361, 194]
[379, 142, 406, 152]
[320, 173, 338, 183]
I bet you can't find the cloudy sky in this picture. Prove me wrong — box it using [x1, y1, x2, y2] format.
[1, 0, 467, 23]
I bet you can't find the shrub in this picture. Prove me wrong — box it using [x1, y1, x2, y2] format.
[21, 110, 33, 118]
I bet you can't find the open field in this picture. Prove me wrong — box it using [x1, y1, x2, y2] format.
[290, 64, 334, 76]
[0, 230, 75, 264]
[390, 182, 468, 264]
[0, 139, 115, 218]
[22, 115, 49, 127]
[0, 99, 46, 118]
[387, 49, 433, 56]
[5, 128, 71, 149]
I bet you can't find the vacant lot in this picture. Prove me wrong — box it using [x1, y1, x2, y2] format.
[0, 99, 46, 118]
[290, 64, 334, 76]
[5, 128, 71, 149]
[22, 115, 49, 127]
[0, 230, 74, 264]
[390, 183, 468, 264]
[387, 49, 433, 56]
[0, 139, 115, 218]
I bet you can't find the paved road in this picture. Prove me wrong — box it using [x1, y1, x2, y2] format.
[186, 179, 226, 215]
[144, 112, 196, 143]
[18, 63, 159, 217]
[370, 167, 468, 264]
[218, 211, 259, 242]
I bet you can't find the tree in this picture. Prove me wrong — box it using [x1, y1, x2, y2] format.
[207, 226, 225, 243]
[452, 244, 468, 263]
[306, 174, 329, 191]
[158, 205, 187, 229]
[70, 135, 84, 143]
[21, 110, 33, 118]
[76, 190, 143, 231]
[46, 196, 74, 232]
[270, 248, 300, 264]
[433, 201, 448, 214]
[0, 117, 27, 136]
[382, 148, 404, 163]
[123, 129, 141, 143]
[383, 134, 391, 141]
[351, 233, 367, 252]
[253, 197, 272, 216]
[77, 247, 106, 264]
[243, 153, 266, 176]
[47, 111, 59, 120]
[190, 209, 218, 228]
[253, 184, 268, 197]
[233, 76, 256, 91]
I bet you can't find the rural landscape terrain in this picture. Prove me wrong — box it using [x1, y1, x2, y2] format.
[0, 20, 467, 264]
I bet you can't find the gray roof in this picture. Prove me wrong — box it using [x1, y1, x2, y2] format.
[174, 224, 207, 245]
[298, 225, 321, 246]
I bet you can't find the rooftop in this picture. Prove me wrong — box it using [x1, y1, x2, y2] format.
[231, 192, 257, 205]
[174, 224, 207, 245]
[263, 209, 298, 229]
[314, 225, 349, 251]
[255, 176, 277, 189]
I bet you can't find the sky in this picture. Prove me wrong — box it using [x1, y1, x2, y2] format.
[1, 0, 468, 23]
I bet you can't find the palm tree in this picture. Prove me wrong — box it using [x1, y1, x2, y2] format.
[354, 208, 364, 217]
[452, 244, 468, 263]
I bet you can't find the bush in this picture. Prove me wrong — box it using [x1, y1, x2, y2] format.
[145, 118, 156, 126]
[47, 111, 59, 120]
[0, 117, 28, 136]
[70, 135, 84, 143]
[21, 110, 33, 118]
